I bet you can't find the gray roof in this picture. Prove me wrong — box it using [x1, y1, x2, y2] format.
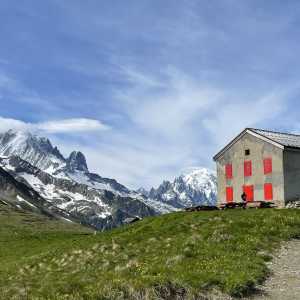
[213, 128, 300, 161]
[251, 128, 300, 148]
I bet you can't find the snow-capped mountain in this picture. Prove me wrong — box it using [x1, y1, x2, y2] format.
[146, 168, 217, 208]
[0, 129, 162, 230]
[0, 129, 65, 174]
[0, 129, 216, 230]
[0, 130, 136, 197]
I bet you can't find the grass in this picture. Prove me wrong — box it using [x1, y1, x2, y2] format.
[1, 203, 300, 299]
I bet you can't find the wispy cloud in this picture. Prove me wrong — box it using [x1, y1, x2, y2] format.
[0, 117, 28, 133]
[0, 117, 109, 134]
[202, 89, 291, 148]
[37, 118, 109, 133]
[116, 66, 221, 138]
[0, 72, 17, 89]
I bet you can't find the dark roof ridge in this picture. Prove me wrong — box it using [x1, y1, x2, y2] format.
[248, 128, 300, 138]
[213, 128, 286, 161]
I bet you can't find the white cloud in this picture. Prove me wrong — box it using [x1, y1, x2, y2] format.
[0, 117, 109, 134]
[36, 118, 109, 133]
[0, 117, 29, 133]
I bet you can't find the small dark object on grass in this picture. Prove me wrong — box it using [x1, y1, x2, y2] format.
[124, 216, 141, 224]
[185, 206, 219, 212]
[219, 202, 242, 210]
[220, 201, 276, 210]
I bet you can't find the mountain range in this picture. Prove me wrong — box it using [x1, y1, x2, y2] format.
[0, 129, 217, 230]
[143, 168, 217, 208]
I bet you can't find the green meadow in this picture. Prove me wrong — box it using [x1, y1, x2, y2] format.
[1, 202, 300, 299]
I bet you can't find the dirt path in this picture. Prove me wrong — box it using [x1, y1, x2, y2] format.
[250, 239, 300, 300]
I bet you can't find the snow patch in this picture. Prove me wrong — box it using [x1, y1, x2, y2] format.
[16, 195, 36, 209]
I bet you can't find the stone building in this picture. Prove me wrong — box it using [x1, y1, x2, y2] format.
[213, 128, 300, 208]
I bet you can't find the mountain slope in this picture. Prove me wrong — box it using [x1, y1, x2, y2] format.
[147, 168, 217, 208]
[0, 165, 80, 224]
[0, 130, 160, 230]
[0, 155, 157, 230]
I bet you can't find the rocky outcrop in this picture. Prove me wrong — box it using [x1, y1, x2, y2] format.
[66, 151, 88, 173]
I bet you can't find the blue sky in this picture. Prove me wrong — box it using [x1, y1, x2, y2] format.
[1, 0, 300, 189]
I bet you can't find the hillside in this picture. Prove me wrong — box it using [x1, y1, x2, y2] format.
[0, 202, 91, 283]
[1, 207, 300, 299]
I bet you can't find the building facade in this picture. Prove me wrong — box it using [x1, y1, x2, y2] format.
[213, 128, 300, 208]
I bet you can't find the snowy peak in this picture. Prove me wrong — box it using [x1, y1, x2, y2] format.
[177, 168, 216, 198]
[149, 167, 217, 208]
[0, 129, 66, 172]
[66, 151, 88, 173]
[181, 168, 215, 184]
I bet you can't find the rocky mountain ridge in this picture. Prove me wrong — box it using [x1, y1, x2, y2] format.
[144, 168, 217, 208]
[0, 129, 217, 230]
[0, 130, 159, 230]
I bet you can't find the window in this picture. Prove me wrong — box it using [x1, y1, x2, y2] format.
[264, 183, 273, 200]
[245, 149, 250, 156]
[226, 187, 233, 203]
[225, 164, 233, 179]
[264, 158, 272, 174]
[244, 160, 252, 177]
[243, 185, 254, 202]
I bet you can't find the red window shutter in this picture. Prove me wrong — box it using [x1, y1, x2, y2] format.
[264, 158, 272, 174]
[243, 185, 254, 202]
[225, 164, 233, 179]
[226, 187, 233, 203]
[244, 160, 252, 177]
[264, 183, 273, 200]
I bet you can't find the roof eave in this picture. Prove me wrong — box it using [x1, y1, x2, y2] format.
[284, 146, 300, 151]
[213, 128, 284, 162]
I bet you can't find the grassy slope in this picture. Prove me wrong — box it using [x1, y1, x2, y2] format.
[1, 205, 300, 299]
